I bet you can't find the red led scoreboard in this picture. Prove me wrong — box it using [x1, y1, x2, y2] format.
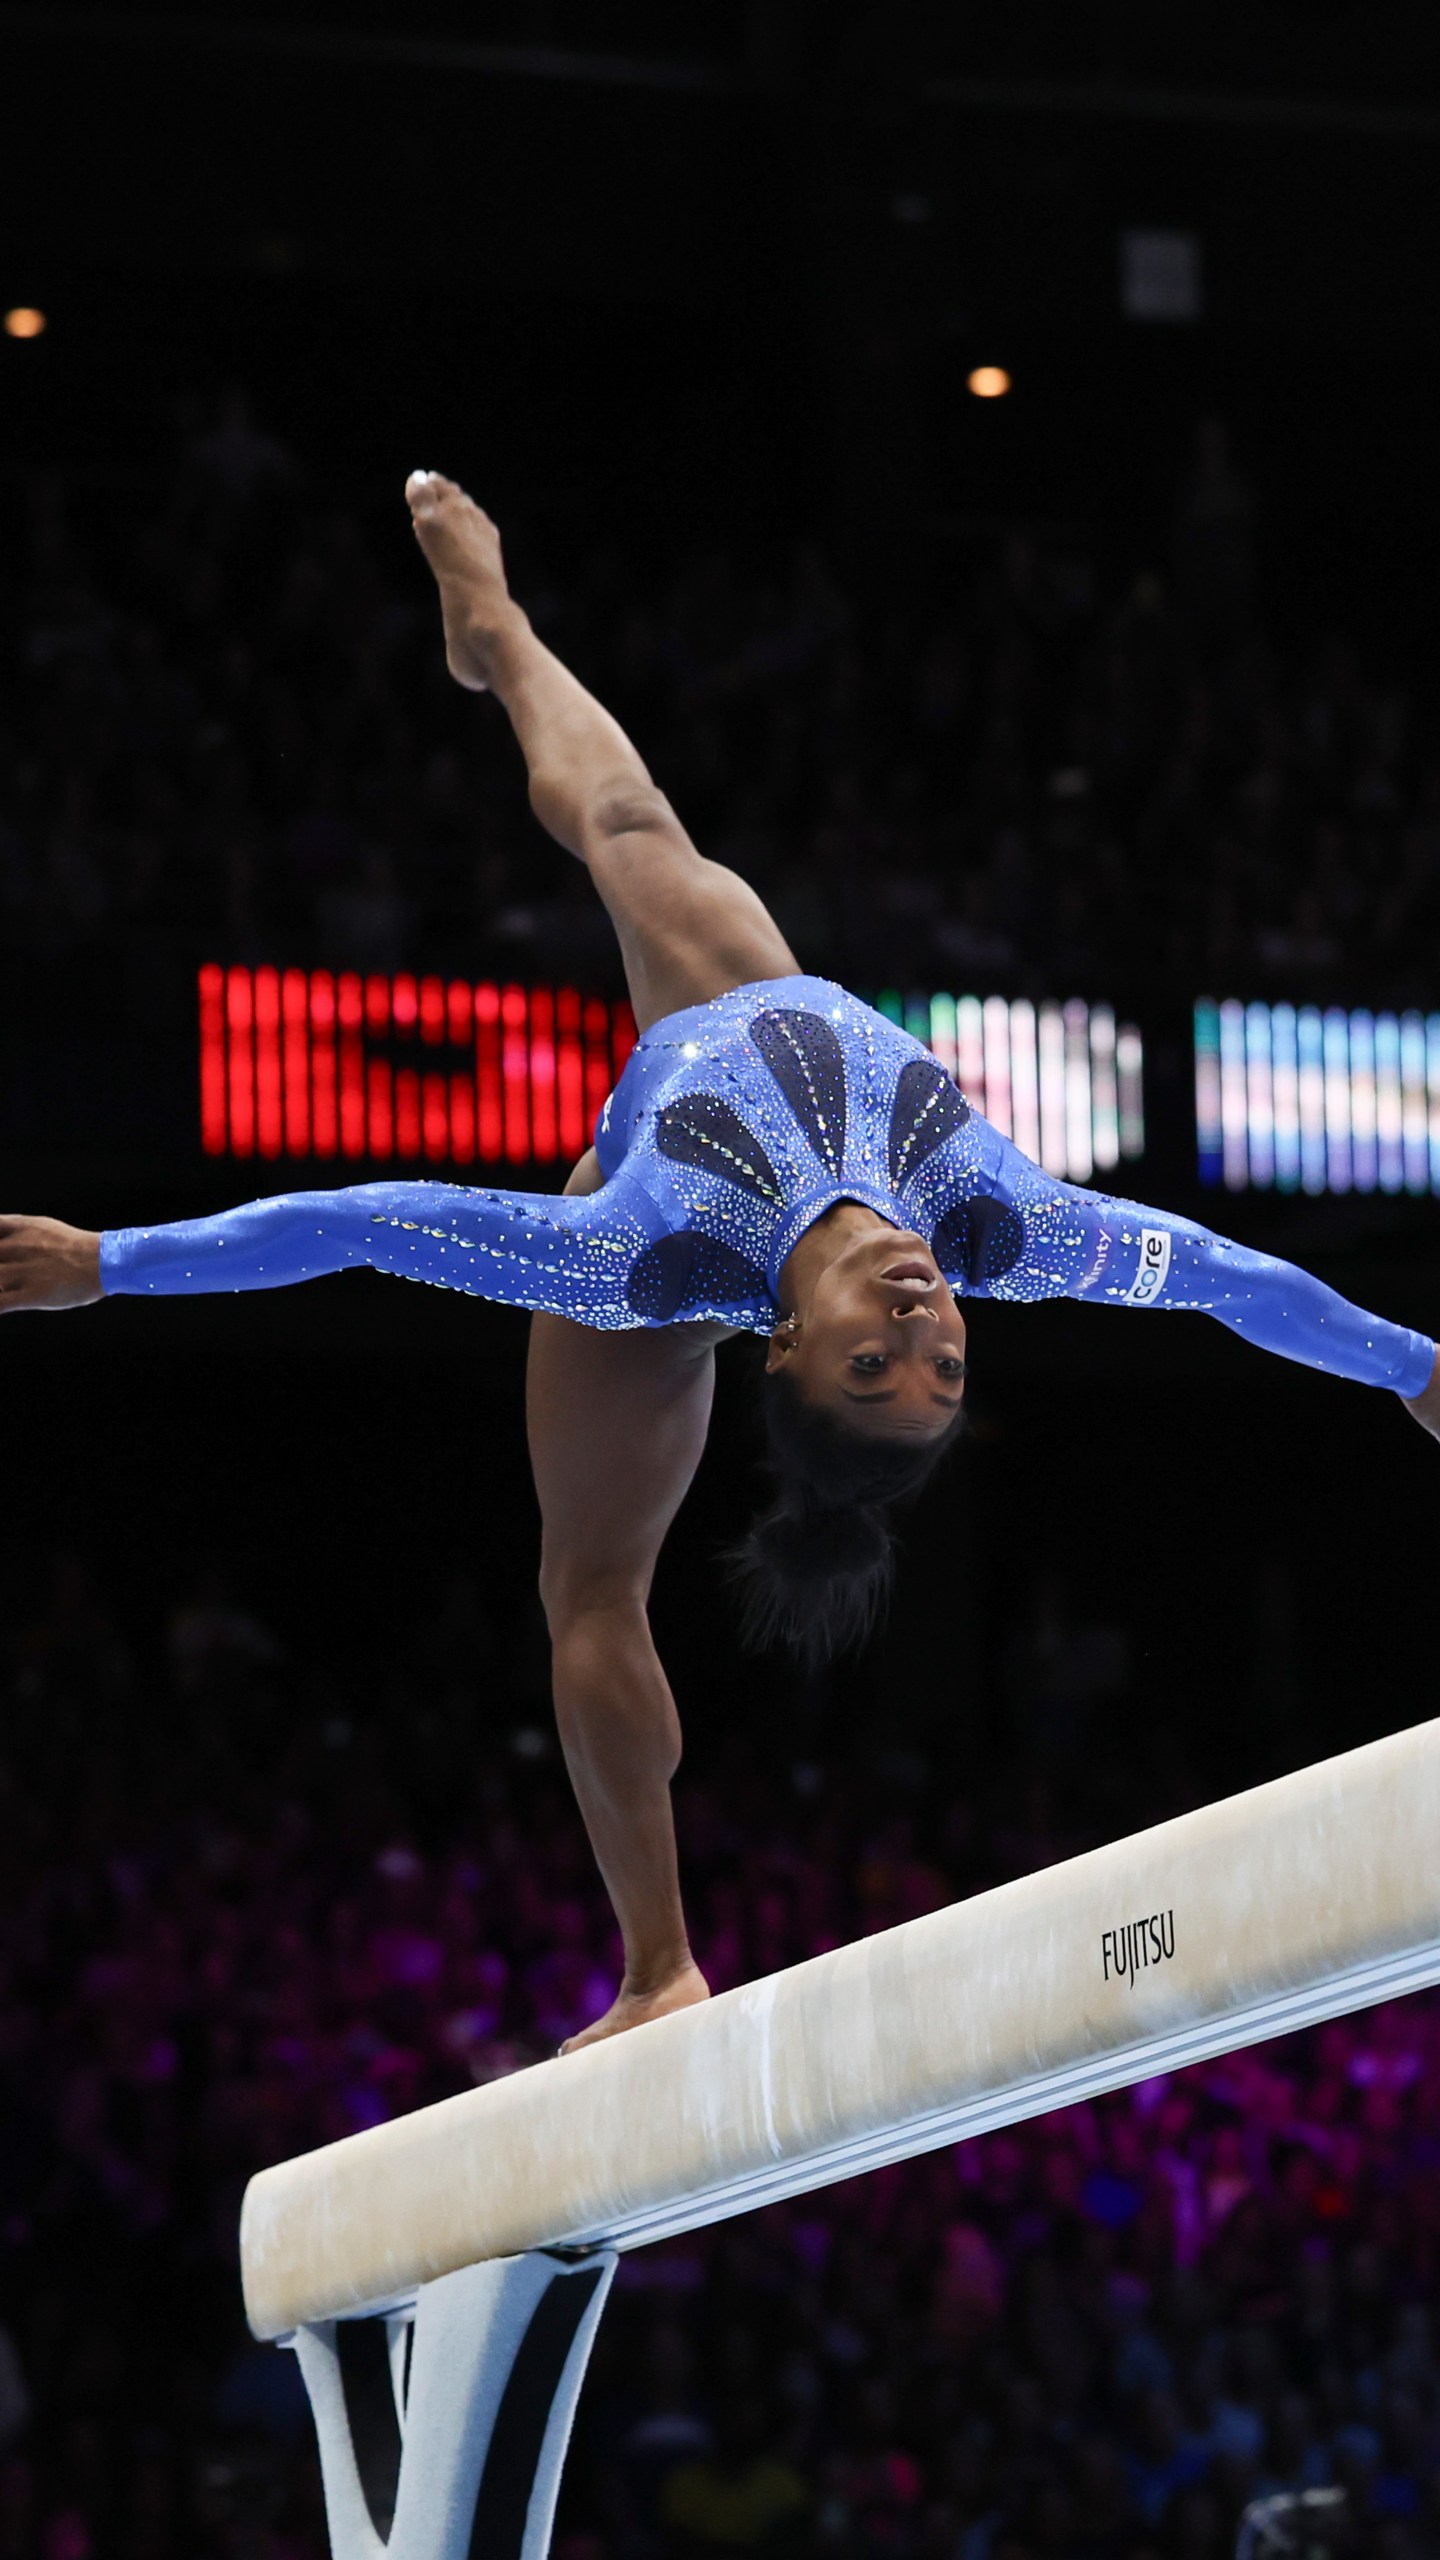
[199, 966, 636, 1169]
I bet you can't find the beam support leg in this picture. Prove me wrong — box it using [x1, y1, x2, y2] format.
[288, 2247, 616, 2560]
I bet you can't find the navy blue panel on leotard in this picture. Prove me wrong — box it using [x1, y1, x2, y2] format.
[888, 1057, 971, 1189]
[100, 973, 1435, 1394]
[749, 1008, 848, 1177]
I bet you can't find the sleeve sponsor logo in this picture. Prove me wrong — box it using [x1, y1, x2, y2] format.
[1101, 1909, 1176, 1987]
[1075, 1228, 1111, 1293]
[1122, 1228, 1171, 1305]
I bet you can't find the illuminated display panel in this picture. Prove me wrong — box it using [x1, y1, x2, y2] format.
[1195, 998, 1440, 1195]
[199, 967, 636, 1167]
[875, 991, 1144, 1182]
[200, 970, 1145, 1178]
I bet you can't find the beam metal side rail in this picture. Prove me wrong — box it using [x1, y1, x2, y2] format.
[240, 1719, 1440, 2560]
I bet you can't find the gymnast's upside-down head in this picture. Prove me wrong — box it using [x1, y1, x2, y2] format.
[734, 1226, 967, 1665]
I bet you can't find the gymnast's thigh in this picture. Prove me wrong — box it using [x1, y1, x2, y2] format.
[526, 1314, 723, 1611]
[525, 1146, 725, 1606]
[584, 809, 799, 1030]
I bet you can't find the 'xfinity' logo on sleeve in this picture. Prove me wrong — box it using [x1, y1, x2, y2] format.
[1102, 1910, 1176, 1987]
[1122, 1229, 1171, 1305]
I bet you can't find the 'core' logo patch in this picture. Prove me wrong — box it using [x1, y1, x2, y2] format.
[1123, 1228, 1171, 1305]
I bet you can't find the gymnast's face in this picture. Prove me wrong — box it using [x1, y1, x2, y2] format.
[766, 1231, 967, 1437]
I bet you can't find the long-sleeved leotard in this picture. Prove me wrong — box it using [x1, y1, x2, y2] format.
[100, 976, 1435, 1397]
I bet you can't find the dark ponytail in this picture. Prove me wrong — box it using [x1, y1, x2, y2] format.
[731, 1362, 964, 1666]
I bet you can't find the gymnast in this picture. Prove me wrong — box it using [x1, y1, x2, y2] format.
[5, 473, 1439, 2050]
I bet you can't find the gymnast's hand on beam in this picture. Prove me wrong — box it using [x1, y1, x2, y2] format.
[1402, 1349, 1440, 1442]
[0, 1216, 104, 1313]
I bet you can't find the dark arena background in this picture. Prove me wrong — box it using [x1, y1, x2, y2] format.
[3, 6, 1440, 2556]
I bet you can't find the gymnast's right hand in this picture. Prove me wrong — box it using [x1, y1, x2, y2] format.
[0, 1216, 104, 1313]
[1402, 1348, 1440, 1443]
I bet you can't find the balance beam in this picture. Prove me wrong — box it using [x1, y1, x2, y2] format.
[242, 1717, 1440, 2344]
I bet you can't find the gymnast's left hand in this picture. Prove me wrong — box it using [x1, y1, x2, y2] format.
[0, 1216, 104, 1313]
[1402, 1349, 1440, 1443]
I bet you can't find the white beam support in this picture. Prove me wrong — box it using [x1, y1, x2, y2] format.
[287, 2250, 615, 2560]
[242, 1719, 1440, 2343]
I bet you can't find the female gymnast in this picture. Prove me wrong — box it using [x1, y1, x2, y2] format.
[5, 473, 1438, 2048]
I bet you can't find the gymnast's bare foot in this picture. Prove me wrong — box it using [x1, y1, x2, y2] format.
[404, 470, 521, 692]
[559, 1958, 711, 2055]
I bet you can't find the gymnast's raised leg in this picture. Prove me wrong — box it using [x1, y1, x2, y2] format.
[405, 469, 797, 1026]
[406, 471, 793, 2049]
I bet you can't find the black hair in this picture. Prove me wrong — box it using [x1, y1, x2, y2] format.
[731, 1360, 965, 1667]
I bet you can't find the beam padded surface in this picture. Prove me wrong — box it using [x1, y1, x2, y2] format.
[242, 1719, 1440, 2339]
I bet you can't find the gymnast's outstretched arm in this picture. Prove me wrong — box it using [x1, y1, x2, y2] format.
[1043, 1184, 1440, 1423]
[0, 1171, 656, 1328]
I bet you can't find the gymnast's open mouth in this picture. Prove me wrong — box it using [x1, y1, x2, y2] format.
[878, 1258, 938, 1292]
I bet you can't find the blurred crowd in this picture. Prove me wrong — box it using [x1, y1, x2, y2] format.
[4, 396, 1440, 1007]
[1, 1548, 1437, 2560]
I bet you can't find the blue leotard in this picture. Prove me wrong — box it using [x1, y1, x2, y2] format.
[100, 975, 1434, 1396]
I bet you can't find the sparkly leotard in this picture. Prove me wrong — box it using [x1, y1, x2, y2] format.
[100, 975, 1434, 1395]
